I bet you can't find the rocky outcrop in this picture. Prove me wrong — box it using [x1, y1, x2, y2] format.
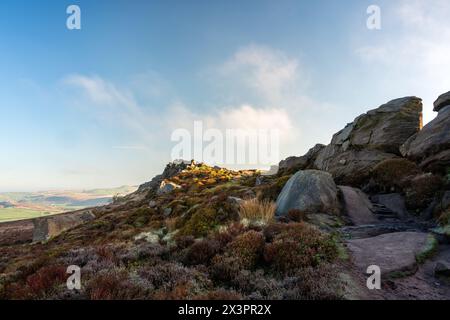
[138, 160, 192, 192]
[32, 210, 95, 242]
[313, 97, 422, 185]
[275, 170, 339, 216]
[278, 144, 325, 175]
[315, 149, 398, 186]
[339, 186, 377, 225]
[401, 99, 450, 173]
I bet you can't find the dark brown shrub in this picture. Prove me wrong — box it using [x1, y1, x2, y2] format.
[86, 270, 148, 300]
[287, 209, 307, 222]
[211, 231, 265, 281]
[372, 158, 421, 191]
[404, 173, 444, 210]
[194, 289, 243, 300]
[263, 222, 337, 275]
[184, 239, 221, 266]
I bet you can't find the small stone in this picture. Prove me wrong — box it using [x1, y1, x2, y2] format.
[163, 208, 172, 217]
[149, 200, 157, 208]
[157, 180, 181, 195]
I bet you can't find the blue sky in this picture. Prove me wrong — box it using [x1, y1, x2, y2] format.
[1, 0, 449, 191]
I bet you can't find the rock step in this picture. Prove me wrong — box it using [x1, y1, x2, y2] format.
[346, 232, 433, 277]
[339, 222, 426, 240]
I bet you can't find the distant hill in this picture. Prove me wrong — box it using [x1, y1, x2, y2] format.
[0, 185, 137, 223]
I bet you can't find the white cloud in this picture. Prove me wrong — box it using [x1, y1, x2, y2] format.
[63, 45, 337, 175]
[219, 44, 306, 105]
[355, 0, 450, 122]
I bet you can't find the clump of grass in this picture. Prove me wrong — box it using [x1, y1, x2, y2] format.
[238, 198, 276, 225]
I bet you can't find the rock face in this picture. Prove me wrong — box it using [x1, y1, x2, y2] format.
[314, 97, 422, 185]
[32, 210, 95, 242]
[275, 170, 339, 216]
[401, 103, 450, 173]
[315, 149, 398, 186]
[347, 232, 430, 276]
[138, 160, 191, 192]
[339, 186, 377, 225]
[278, 144, 325, 175]
[434, 91, 450, 112]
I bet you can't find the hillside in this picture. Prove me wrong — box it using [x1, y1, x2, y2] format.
[0, 91, 449, 300]
[0, 186, 137, 223]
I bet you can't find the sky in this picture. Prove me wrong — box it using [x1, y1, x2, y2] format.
[0, 0, 449, 191]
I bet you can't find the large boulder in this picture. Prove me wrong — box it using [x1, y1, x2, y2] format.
[278, 144, 325, 175]
[32, 210, 95, 242]
[401, 98, 450, 173]
[314, 97, 422, 185]
[339, 186, 377, 225]
[275, 170, 339, 216]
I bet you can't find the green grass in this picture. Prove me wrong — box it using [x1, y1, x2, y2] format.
[0, 208, 58, 223]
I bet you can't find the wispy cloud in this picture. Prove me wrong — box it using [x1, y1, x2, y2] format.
[354, 0, 450, 122]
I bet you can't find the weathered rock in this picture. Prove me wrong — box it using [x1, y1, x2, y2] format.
[138, 160, 192, 192]
[157, 180, 181, 195]
[315, 148, 398, 185]
[339, 186, 377, 225]
[347, 232, 431, 276]
[313, 97, 421, 185]
[32, 210, 95, 242]
[275, 170, 339, 216]
[401, 103, 450, 173]
[371, 193, 408, 218]
[434, 91, 450, 112]
[278, 144, 325, 174]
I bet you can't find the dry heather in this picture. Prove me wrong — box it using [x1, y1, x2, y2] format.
[0, 163, 343, 300]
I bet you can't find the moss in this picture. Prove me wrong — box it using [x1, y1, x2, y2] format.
[178, 207, 220, 238]
[415, 235, 438, 264]
[432, 224, 450, 237]
[258, 175, 292, 202]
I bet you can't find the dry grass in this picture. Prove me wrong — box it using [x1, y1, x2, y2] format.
[238, 198, 276, 225]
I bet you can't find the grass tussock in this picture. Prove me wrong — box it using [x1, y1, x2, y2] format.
[238, 198, 276, 225]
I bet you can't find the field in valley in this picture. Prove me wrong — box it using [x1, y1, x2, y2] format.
[0, 186, 137, 223]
